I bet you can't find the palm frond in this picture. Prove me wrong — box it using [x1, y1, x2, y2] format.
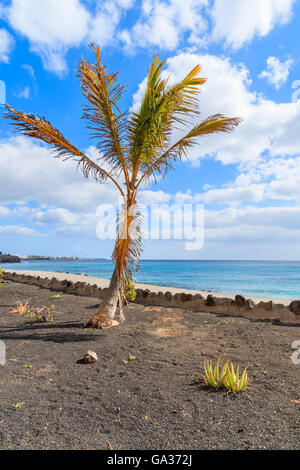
[79, 44, 129, 184]
[112, 201, 143, 281]
[137, 114, 242, 186]
[128, 56, 206, 177]
[3, 104, 125, 195]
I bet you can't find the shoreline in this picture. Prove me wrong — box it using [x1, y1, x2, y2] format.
[3, 269, 294, 306]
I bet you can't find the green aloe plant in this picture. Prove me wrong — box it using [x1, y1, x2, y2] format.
[203, 358, 248, 393]
[203, 358, 230, 389]
[223, 363, 248, 393]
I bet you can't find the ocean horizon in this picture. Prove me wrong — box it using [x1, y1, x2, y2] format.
[3, 258, 300, 300]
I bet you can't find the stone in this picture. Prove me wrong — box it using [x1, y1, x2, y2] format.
[217, 297, 233, 306]
[84, 286, 96, 297]
[165, 291, 172, 302]
[180, 293, 193, 302]
[235, 295, 246, 307]
[206, 294, 216, 306]
[49, 277, 57, 287]
[142, 289, 150, 299]
[258, 301, 273, 311]
[83, 350, 99, 363]
[246, 299, 255, 310]
[289, 301, 300, 316]
[135, 289, 143, 298]
[193, 294, 203, 301]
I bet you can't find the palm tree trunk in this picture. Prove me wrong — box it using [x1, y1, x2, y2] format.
[87, 191, 138, 329]
[86, 266, 121, 329]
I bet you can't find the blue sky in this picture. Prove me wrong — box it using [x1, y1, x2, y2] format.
[1, 0, 300, 260]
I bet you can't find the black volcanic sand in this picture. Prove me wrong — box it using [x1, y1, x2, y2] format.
[0, 279, 299, 450]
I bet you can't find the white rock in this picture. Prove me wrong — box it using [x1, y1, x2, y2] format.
[83, 350, 99, 363]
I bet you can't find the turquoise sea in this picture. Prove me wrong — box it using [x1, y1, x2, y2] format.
[3, 259, 300, 299]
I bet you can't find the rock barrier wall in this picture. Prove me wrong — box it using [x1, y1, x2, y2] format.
[3, 271, 300, 325]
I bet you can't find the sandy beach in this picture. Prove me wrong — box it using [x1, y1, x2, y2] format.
[3, 269, 294, 306]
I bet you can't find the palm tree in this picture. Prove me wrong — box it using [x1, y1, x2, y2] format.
[3, 45, 241, 329]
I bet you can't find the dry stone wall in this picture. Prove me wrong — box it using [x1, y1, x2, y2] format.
[3, 271, 300, 325]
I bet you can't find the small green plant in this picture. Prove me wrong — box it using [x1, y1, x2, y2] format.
[128, 354, 136, 361]
[28, 305, 56, 323]
[203, 358, 248, 393]
[203, 358, 230, 389]
[124, 277, 136, 302]
[13, 402, 25, 409]
[8, 301, 29, 315]
[223, 363, 248, 393]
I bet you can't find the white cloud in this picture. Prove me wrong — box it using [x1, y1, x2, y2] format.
[89, 0, 134, 47]
[6, 0, 90, 74]
[0, 137, 124, 240]
[205, 206, 300, 231]
[199, 185, 265, 206]
[196, 156, 300, 209]
[120, 0, 208, 51]
[0, 206, 10, 217]
[0, 137, 119, 211]
[8, 0, 89, 47]
[22, 64, 35, 78]
[14, 86, 30, 99]
[138, 190, 172, 205]
[174, 191, 193, 204]
[29, 208, 78, 226]
[210, 0, 295, 50]
[2, 0, 295, 74]
[259, 56, 293, 89]
[203, 205, 300, 251]
[4, 0, 134, 74]
[0, 225, 40, 236]
[0, 28, 14, 62]
[119, 0, 295, 53]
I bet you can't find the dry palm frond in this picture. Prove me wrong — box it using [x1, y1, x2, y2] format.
[113, 201, 143, 282]
[3, 104, 125, 196]
[79, 44, 129, 184]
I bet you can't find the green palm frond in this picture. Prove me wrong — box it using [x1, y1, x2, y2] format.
[79, 44, 129, 183]
[137, 114, 242, 186]
[2, 104, 125, 195]
[128, 56, 206, 176]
